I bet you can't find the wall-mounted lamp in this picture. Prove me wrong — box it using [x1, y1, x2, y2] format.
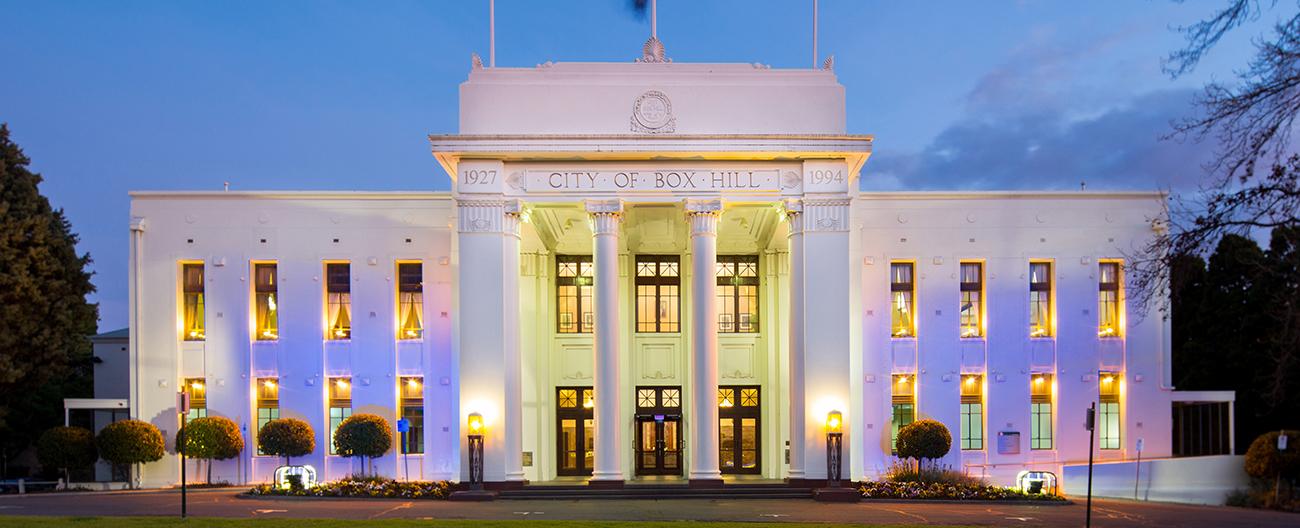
[467, 412, 485, 490]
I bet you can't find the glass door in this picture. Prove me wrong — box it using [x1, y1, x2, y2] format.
[718, 386, 761, 474]
[633, 386, 682, 476]
[556, 386, 594, 476]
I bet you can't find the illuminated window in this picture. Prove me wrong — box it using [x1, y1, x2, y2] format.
[256, 378, 280, 455]
[557, 386, 594, 475]
[254, 263, 278, 341]
[959, 262, 983, 338]
[1098, 262, 1122, 338]
[1029, 262, 1053, 337]
[183, 378, 207, 423]
[181, 263, 205, 341]
[328, 377, 352, 455]
[325, 263, 351, 340]
[890, 374, 915, 452]
[716, 256, 759, 333]
[556, 255, 594, 333]
[1030, 374, 1054, 450]
[400, 377, 424, 454]
[960, 375, 984, 450]
[890, 262, 915, 338]
[397, 262, 424, 340]
[635, 255, 680, 333]
[718, 385, 760, 474]
[1099, 372, 1121, 450]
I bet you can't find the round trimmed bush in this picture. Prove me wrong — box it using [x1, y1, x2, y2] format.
[1245, 430, 1300, 480]
[897, 419, 952, 467]
[258, 418, 315, 465]
[334, 414, 392, 474]
[37, 426, 97, 482]
[96, 419, 165, 488]
[176, 416, 245, 483]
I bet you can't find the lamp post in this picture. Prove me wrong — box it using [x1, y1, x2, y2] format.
[825, 410, 843, 487]
[467, 412, 484, 491]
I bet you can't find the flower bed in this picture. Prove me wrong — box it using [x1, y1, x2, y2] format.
[859, 481, 1066, 501]
[248, 478, 452, 500]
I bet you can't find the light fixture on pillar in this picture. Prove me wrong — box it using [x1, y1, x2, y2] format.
[467, 412, 485, 490]
[825, 410, 843, 487]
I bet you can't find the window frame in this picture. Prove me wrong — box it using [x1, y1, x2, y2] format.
[1029, 261, 1054, 338]
[556, 255, 594, 334]
[960, 375, 985, 451]
[399, 376, 424, 454]
[327, 377, 352, 455]
[256, 377, 280, 455]
[1098, 261, 1122, 338]
[890, 262, 916, 338]
[635, 255, 681, 334]
[1030, 374, 1054, 450]
[890, 374, 916, 452]
[959, 261, 984, 338]
[397, 261, 424, 340]
[716, 255, 760, 334]
[253, 262, 278, 341]
[1098, 372, 1122, 450]
[183, 377, 207, 423]
[181, 262, 206, 341]
[324, 262, 352, 340]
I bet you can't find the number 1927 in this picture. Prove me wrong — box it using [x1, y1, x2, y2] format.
[462, 169, 498, 185]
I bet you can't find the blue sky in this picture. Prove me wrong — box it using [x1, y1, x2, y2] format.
[0, 0, 1274, 330]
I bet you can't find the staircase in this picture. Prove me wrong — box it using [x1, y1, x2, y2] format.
[499, 482, 814, 500]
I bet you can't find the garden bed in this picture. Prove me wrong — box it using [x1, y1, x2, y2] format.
[858, 481, 1066, 502]
[248, 478, 452, 500]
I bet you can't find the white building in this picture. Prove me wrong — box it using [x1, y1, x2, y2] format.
[126, 56, 1232, 490]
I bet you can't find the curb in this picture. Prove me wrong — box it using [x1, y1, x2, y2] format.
[0, 486, 244, 499]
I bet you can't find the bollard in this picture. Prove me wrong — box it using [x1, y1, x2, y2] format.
[17, 478, 24, 495]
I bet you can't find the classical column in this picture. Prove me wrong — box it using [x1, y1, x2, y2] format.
[587, 199, 625, 486]
[456, 198, 524, 485]
[783, 199, 806, 483]
[685, 198, 723, 486]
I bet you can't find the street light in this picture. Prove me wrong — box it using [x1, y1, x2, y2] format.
[825, 410, 843, 487]
[467, 412, 484, 491]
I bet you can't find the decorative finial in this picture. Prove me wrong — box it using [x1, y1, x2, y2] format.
[471, 53, 484, 70]
[822, 54, 835, 71]
[636, 36, 671, 64]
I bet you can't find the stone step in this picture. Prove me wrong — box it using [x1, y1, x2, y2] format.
[499, 484, 815, 500]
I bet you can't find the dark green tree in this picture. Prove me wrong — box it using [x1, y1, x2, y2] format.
[334, 414, 392, 476]
[896, 419, 951, 470]
[96, 419, 164, 489]
[36, 426, 97, 484]
[0, 124, 98, 476]
[176, 416, 245, 484]
[258, 418, 315, 466]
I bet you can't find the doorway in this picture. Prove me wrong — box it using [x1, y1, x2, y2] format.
[556, 386, 594, 476]
[718, 385, 761, 474]
[633, 386, 682, 476]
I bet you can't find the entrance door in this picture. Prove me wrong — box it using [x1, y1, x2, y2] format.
[556, 386, 594, 476]
[633, 386, 682, 476]
[718, 385, 761, 474]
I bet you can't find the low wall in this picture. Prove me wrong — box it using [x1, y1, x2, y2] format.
[1062, 455, 1247, 505]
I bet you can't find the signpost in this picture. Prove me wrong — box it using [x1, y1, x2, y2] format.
[178, 391, 190, 519]
[1134, 438, 1144, 500]
[1085, 403, 1096, 528]
[397, 418, 410, 482]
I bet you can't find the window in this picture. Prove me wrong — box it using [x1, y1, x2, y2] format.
[1030, 374, 1054, 450]
[890, 262, 915, 338]
[183, 378, 207, 422]
[398, 262, 424, 340]
[1098, 261, 1122, 337]
[557, 387, 595, 476]
[959, 262, 983, 338]
[254, 263, 278, 340]
[1099, 372, 1121, 450]
[1029, 262, 1053, 337]
[328, 377, 352, 455]
[325, 262, 352, 340]
[400, 377, 424, 454]
[716, 256, 759, 333]
[181, 263, 205, 341]
[1172, 401, 1232, 457]
[960, 375, 984, 450]
[556, 256, 594, 333]
[256, 378, 280, 455]
[718, 386, 761, 474]
[636, 255, 680, 333]
[890, 374, 915, 452]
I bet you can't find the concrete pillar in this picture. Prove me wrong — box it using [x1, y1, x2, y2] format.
[783, 199, 806, 482]
[685, 199, 723, 485]
[587, 199, 625, 485]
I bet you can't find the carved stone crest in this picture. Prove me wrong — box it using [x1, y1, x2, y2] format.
[631, 90, 676, 134]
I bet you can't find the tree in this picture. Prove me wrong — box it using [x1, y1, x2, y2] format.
[0, 124, 98, 474]
[333, 414, 391, 475]
[36, 426, 97, 484]
[258, 418, 314, 466]
[176, 417, 244, 484]
[96, 420, 164, 489]
[896, 419, 951, 470]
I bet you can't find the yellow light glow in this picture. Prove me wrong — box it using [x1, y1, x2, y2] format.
[964, 376, 977, 386]
[263, 379, 276, 389]
[897, 375, 909, 386]
[1098, 326, 1116, 337]
[407, 378, 420, 388]
[1033, 376, 1045, 386]
[261, 330, 278, 339]
[190, 381, 204, 390]
[188, 330, 204, 339]
[1101, 375, 1114, 384]
[405, 329, 418, 338]
[826, 410, 843, 434]
[333, 329, 347, 338]
[719, 399, 734, 408]
[467, 412, 484, 434]
[335, 379, 349, 389]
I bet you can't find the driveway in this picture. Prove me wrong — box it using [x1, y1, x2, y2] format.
[0, 488, 1295, 527]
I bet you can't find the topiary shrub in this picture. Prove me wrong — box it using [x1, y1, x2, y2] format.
[176, 416, 245, 484]
[334, 413, 392, 475]
[896, 419, 952, 470]
[96, 419, 165, 489]
[1246, 430, 1300, 479]
[37, 426, 98, 484]
[258, 418, 315, 466]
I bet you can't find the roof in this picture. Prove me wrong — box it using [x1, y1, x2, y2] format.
[92, 327, 129, 340]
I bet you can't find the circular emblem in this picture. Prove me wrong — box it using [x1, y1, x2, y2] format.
[631, 90, 676, 133]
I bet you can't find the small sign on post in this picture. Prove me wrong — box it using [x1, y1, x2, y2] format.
[1279, 433, 1289, 451]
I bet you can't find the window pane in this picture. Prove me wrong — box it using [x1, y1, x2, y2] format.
[182, 263, 205, 341]
[398, 262, 424, 340]
[891, 291, 914, 337]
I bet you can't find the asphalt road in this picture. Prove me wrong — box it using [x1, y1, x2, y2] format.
[0, 488, 1296, 527]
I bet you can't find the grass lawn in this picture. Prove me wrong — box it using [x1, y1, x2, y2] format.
[0, 517, 964, 528]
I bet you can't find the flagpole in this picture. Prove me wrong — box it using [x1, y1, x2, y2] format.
[489, 0, 496, 67]
[651, 0, 657, 39]
[812, 0, 818, 68]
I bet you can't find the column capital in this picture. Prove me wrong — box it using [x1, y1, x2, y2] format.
[586, 199, 623, 236]
[783, 198, 804, 236]
[684, 198, 722, 237]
